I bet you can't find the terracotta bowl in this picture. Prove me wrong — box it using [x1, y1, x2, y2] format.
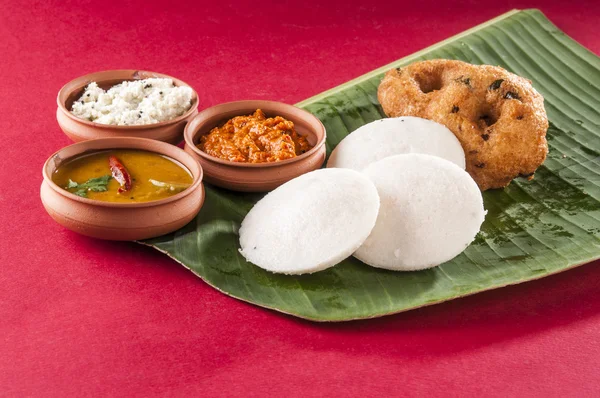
[41, 137, 205, 241]
[56, 70, 199, 144]
[183, 100, 326, 192]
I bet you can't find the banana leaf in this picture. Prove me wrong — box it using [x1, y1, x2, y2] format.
[142, 9, 600, 321]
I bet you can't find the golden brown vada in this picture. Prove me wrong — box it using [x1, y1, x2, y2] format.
[377, 59, 548, 190]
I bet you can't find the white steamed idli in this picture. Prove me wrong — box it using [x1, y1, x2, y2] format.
[239, 168, 380, 275]
[327, 116, 466, 171]
[354, 153, 485, 271]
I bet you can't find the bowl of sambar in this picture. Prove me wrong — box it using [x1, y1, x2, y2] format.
[41, 137, 204, 240]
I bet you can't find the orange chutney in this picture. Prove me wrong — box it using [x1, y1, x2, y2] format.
[197, 109, 313, 163]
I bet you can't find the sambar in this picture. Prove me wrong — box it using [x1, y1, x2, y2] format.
[52, 149, 193, 203]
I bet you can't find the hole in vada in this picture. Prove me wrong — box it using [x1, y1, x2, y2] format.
[479, 113, 498, 128]
[414, 73, 442, 93]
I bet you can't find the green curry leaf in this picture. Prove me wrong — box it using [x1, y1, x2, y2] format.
[66, 175, 111, 198]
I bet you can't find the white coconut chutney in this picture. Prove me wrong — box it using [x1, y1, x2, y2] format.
[70, 78, 193, 126]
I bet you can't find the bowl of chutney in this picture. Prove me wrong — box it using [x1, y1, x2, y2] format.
[56, 70, 200, 144]
[41, 137, 204, 241]
[183, 100, 326, 192]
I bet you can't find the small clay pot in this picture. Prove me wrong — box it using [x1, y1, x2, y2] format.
[56, 70, 199, 144]
[183, 100, 326, 192]
[41, 137, 205, 241]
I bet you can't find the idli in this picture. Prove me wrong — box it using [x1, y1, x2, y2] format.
[239, 168, 380, 275]
[354, 153, 485, 271]
[327, 116, 466, 171]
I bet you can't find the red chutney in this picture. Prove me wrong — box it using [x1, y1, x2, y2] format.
[198, 109, 313, 163]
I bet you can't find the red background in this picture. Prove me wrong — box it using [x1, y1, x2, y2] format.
[2, 0, 600, 396]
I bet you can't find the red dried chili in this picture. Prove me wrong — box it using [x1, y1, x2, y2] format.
[108, 155, 132, 193]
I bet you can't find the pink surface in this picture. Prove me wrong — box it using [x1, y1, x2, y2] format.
[2, 0, 600, 396]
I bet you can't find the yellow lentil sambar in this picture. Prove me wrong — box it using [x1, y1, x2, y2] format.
[52, 149, 193, 203]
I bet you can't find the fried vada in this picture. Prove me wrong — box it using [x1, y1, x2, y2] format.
[377, 59, 548, 190]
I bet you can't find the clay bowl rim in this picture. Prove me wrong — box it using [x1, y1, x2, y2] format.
[42, 137, 204, 209]
[56, 69, 199, 130]
[183, 100, 327, 169]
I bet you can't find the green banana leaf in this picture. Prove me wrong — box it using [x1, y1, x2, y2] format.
[142, 9, 600, 321]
